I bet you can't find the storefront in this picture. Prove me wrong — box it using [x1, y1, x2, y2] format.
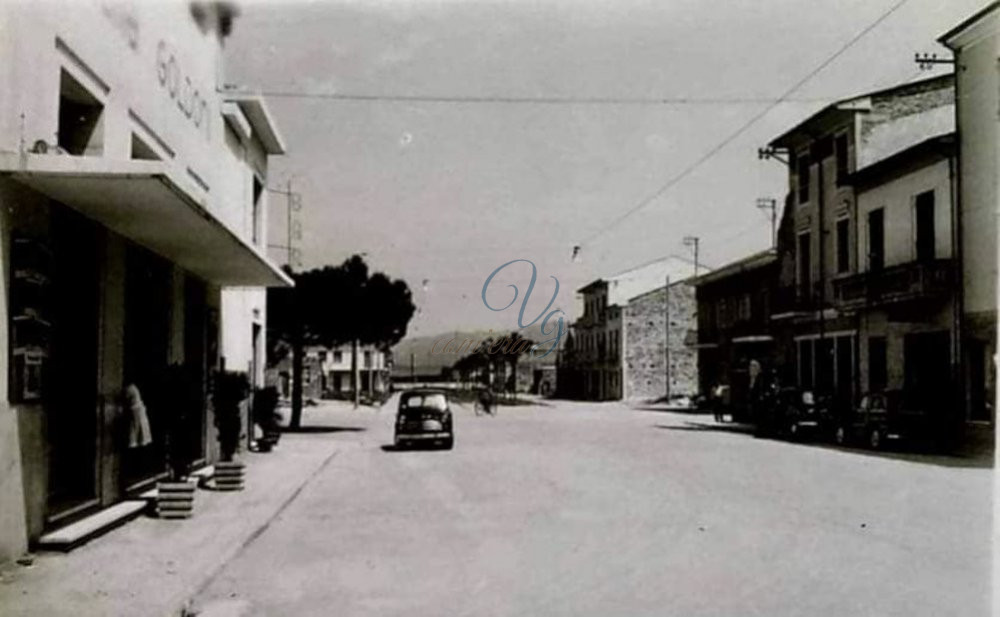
[0, 2, 290, 562]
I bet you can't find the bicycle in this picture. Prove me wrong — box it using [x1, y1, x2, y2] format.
[474, 392, 496, 416]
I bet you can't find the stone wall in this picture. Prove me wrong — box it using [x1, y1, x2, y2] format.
[667, 282, 699, 398]
[624, 287, 666, 401]
[624, 282, 698, 402]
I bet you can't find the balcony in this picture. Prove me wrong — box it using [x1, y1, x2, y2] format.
[832, 259, 954, 311]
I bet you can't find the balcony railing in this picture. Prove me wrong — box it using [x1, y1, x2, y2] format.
[832, 259, 954, 310]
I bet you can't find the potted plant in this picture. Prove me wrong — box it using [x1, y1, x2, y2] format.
[252, 386, 281, 452]
[155, 364, 200, 519]
[213, 370, 250, 490]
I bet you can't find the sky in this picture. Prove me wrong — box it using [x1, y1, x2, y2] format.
[224, 0, 982, 340]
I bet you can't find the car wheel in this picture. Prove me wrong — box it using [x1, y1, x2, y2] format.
[442, 436, 454, 450]
[868, 428, 882, 450]
[834, 426, 847, 446]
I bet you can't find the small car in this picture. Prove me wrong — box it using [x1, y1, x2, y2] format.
[394, 389, 454, 449]
[783, 390, 834, 440]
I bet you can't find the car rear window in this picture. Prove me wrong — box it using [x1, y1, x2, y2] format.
[401, 393, 447, 411]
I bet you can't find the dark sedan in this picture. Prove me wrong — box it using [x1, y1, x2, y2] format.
[394, 389, 454, 450]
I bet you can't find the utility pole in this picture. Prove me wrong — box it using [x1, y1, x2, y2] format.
[757, 197, 778, 247]
[683, 236, 700, 277]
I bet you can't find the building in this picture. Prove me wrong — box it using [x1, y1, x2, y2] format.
[0, 3, 290, 563]
[839, 134, 958, 413]
[559, 257, 698, 402]
[624, 281, 698, 401]
[693, 249, 779, 415]
[940, 4, 998, 427]
[319, 343, 390, 397]
[766, 74, 956, 412]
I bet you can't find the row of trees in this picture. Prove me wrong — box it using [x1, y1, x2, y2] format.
[451, 331, 535, 397]
[267, 255, 416, 428]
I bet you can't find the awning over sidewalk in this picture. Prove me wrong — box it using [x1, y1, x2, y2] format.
[1, 155, 292, 287]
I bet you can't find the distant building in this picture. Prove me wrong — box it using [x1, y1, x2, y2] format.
[559, 257, 698, 402]
[693, 249, 779, 415]
[268, 344, 391, 399]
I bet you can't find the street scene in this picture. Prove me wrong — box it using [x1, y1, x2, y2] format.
[0, 0, 997, 615]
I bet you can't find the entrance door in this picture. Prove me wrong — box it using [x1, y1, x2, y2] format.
[46, 207, 100, 519]
[903, 331, 950, 413]
[122, 245, 171, 491]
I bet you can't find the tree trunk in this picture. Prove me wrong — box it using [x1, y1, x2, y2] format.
[352, 339, 360, 409]
[290, 325, 304, 429]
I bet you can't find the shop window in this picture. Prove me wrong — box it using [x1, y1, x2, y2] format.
[130, 133, 160, 161]
[58, 69, 104, 156]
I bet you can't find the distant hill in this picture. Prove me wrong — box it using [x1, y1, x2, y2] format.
[391, 324, 564, 377]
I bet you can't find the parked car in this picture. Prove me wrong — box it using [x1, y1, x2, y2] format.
[754, 386, 832, 440]
[834, 390, 942, 451]
[394, 389, 454, 449]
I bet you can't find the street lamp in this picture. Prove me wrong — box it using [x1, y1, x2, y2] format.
[683, 236, 700, 276]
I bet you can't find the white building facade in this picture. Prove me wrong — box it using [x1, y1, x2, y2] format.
[0, 2, 289, 563]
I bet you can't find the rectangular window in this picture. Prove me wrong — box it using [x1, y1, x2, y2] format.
[915, 190, 935, 262]
[333, 351, 343, 363]
[836, 218, 850, 274]
[798, 232, 812, 299]
[364, 351, 372, 368]
[835, 133, 849, 185]
[58, 69, 104, 156]
[252, 177, 264, 246]
[868, 209, 884, 271]
[868, 336, 887, 392]
[797, 154, 811, 204]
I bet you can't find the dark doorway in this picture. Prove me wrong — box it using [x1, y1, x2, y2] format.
[184, 276, 208, 464]
[967, 339, 989, 422]
[121, 245, 171, 491]
[903, 331, 950, 414]
[835, 335, 854, 405]
[46, 207, 100, 519]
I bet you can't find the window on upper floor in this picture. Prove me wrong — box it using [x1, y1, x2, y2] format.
[798, 232, 812, 297]
[868, 208, 884, 271]
[364, 351, 372, 368]
[836, 218, 850, 274]
[915, 190, 935, 262]
[333, 351, 343, 363]
[797, 153, 811, 204]
[835, 133, 849, 185]
[131, 133, 161, 161]
[58, 69, 104, 156]
[252, 176, 264, 245]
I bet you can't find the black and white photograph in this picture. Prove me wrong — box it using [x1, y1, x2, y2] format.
[0, 0, 996, 615]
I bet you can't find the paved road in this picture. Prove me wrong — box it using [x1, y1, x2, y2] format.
[193, 396, 991, 617]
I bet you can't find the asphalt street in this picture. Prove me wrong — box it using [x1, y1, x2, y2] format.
[192, 395, 991, 617]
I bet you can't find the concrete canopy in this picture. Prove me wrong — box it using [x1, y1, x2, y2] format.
[1, 154, 292, 287]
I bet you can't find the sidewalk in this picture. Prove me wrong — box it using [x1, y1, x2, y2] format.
[0, 425, 345, 617]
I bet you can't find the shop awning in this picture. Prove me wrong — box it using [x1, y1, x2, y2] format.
[1, 155, 292, 287]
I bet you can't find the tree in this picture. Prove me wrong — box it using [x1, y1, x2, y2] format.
[268, 255, 415, 428]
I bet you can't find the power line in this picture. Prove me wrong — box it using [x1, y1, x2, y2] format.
[232, 89, 837, 106]
[576, 0, 915, 248]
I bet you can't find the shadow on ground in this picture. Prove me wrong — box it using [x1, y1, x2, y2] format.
[380, 444, 450, 453]
[281, 426, 366, 434]
[655, 422, 993, 469]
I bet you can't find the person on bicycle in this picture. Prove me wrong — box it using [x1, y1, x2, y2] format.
[477, 385, 494, 416]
